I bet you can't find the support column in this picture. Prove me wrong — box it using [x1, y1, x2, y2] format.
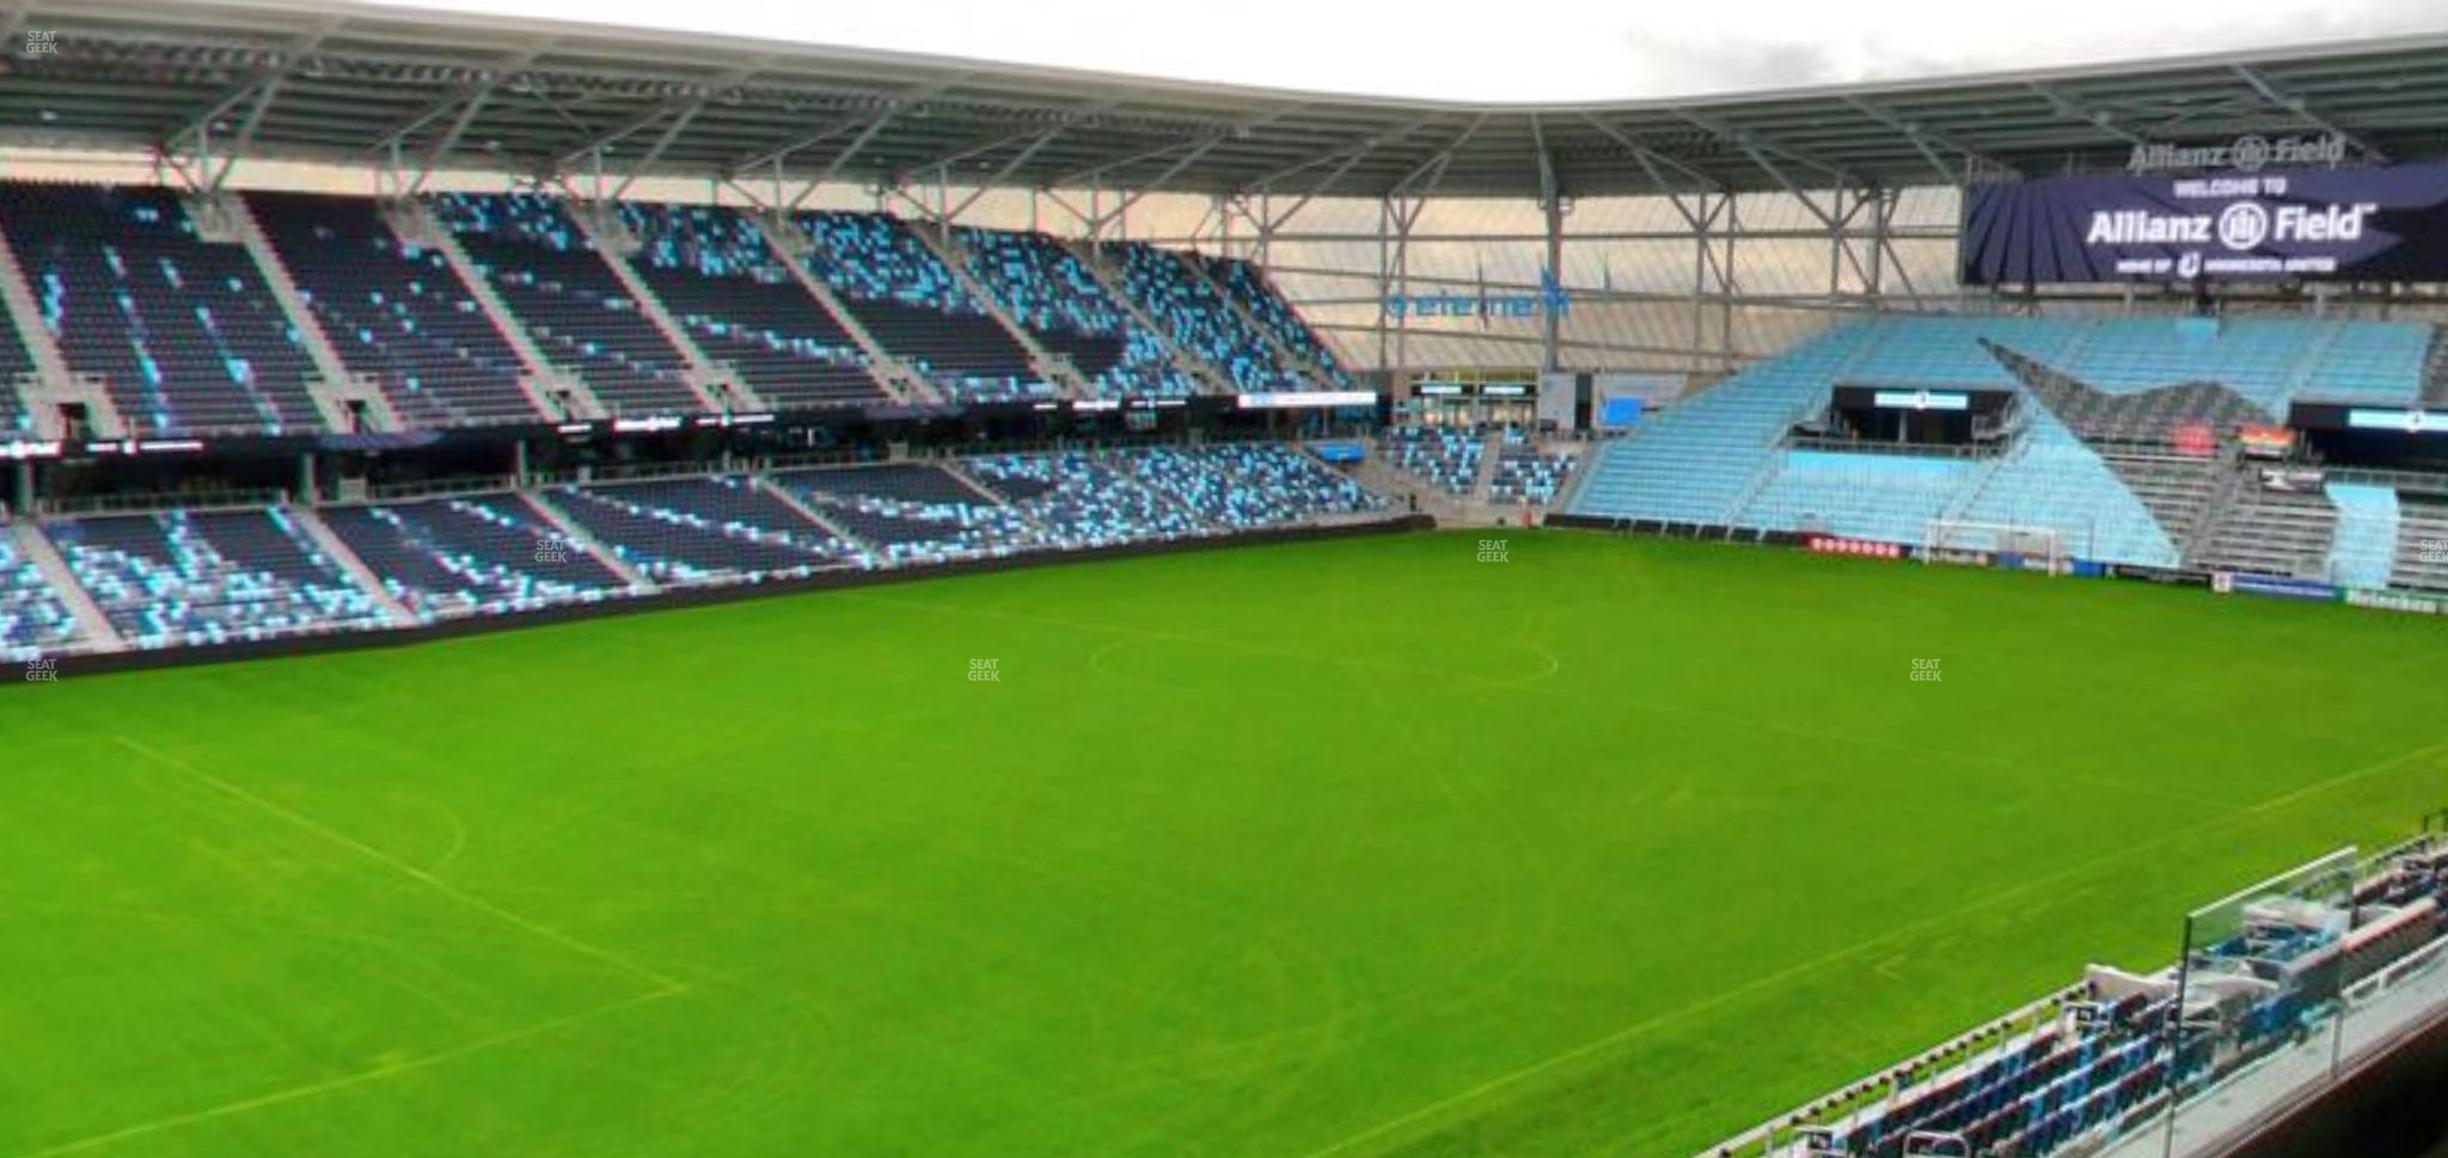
[1690, 192, 1711, 376]
[1721, 195, 1740, 369]
[297, 453, 317, 505]
[12, 460, 31, 518]
[1542, 193, 1565, 374]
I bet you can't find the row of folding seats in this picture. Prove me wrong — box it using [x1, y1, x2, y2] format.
[428, 193, 702, 416]
[45, 508, 390, 648]
[1172, 443, 1386, 523]
[1486, 430, 1577, 505]
[2306, 323, 2433, 400]
[0, 529, 80, 660]
[248, 191, 541, 427]
[2322, 482, 2400, 590]
[1106, 445, 1370, 531]
[1196, 253, 1356, 390]
[617, 203, 886, 410]
[318, 496, 628, 621]
[1947, 419, 2182, 567]
[1979, 1047, 2164, 1158]
[1111, 242, 1300, 392]
[964, 452, 1206, 546]
[1568, 324, 1881, 525]
[768, 463, 1050, 565]
[0, 284, 33, 433]
[957, 228, 1196, 398]
[1844, 1028, 2163, 1158]
[1381, 425, 1485, 494]
[4, 444, 1390, 659]
[0, 182, 327, 435]
[794, 212, 1052, 403]
[1737, 451, 1977, 543]
[544, 477, 865, 585]
[2391, 502, 2448, 591]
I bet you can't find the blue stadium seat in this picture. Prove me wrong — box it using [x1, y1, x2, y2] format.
[46, 508, 391, 648]
[958, 228, 1196, 399]
[1110, 242, 1301, 392]
[248, 190, 542, 427]
[793, 212, 1055, 403]
[618, 202, 887, 410]
[0, 182, 327, 435]
[427, 192, 703, 416]
[319, 495, 630, 620]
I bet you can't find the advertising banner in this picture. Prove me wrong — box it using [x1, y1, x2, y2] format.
[1961, 161, 2448, 284]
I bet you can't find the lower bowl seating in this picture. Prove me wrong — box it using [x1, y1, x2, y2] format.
[46, 508, 393, 649]
[319, 495, 630, 620]
[544, 476, 867, 585]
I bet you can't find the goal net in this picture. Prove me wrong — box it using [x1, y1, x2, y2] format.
[1922, 520, 2068, 574]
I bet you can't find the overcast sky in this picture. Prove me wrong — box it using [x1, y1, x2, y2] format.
[360, 0, 2448, 102]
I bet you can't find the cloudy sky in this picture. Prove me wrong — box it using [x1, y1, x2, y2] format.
[361, 0, 2448, 102]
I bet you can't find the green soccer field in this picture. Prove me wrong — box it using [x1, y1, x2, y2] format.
[6, 528, 2446, 1158]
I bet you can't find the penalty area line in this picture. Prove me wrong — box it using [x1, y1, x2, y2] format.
[1290, 730, 2448, 1158]
[109, 735, 684, 994]
[21, 985, 686, 1157]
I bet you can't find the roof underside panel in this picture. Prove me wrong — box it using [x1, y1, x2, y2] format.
[3, 0, 2447, 199]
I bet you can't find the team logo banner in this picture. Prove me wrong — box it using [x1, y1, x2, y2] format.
[1960, 161, 2448, 284]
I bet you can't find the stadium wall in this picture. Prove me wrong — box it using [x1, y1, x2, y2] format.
[0, 513, 1433, 683]
[2220, 1001, 2448, 1158]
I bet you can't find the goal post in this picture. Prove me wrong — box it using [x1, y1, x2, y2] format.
[1922, 520, 2069, 574]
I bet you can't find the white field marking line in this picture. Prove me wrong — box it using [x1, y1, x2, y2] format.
[385, 790, 469, 874]
[21, 984, 686, 1158]
[110, 736, 683, 994]
[1290, 731, 2448, 1158]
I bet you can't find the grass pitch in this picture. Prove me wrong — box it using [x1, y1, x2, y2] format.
[5, 528, 2447, 1158]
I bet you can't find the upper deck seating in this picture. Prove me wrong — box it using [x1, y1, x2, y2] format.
[1196, 254, 1355, 390]
[958, 228, 1195, 398]
[617, 202, 885, 410]
[248, 191, 541, 427]
[427, 192, 701, 416]
[0, 182, 327, 435]
[1110, 242, 1301, 392]
[793, 212, 1053, 403]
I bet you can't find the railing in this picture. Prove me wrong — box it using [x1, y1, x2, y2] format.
[526, 460, 729, 489]
[759, 448, 876, 473]
[2320, 465, 2448, 498]
[1706, 834, 2448, 1158]
[39, 487, 291, 517]
[357, 475, 519, 503]
[1701, 983, 2086, 1158]
[1782, 435, 1995, 460]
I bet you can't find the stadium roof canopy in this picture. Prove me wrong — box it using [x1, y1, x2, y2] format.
[7, 0, 2448, 200]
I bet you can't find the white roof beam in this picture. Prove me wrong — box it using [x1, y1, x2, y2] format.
[2231, 65, 2386, 164]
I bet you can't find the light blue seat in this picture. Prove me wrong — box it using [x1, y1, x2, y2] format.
[0, 531, 80, 660]
[2324, 483, 2400, 589]
[1736, 451, 1977, 542]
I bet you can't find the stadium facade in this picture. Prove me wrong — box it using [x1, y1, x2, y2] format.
[5, 3, 2448, 1156]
